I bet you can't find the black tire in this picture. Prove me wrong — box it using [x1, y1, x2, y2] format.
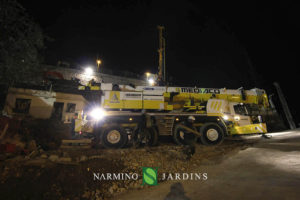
[132, 129, 142, 148]
[101, 125, 128, 148]
[200, 123, 224, 145]
[173, 124, 197, 145]
[145, 127, 159, 146]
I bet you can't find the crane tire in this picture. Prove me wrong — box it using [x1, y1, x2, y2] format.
[173, 124, 197, 145]
[101, 124, 128, 148]
[145, 127, 159, 146]
[200, 123, 224, 145]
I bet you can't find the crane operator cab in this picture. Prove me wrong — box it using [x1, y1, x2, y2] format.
[206, 99, 267, 135]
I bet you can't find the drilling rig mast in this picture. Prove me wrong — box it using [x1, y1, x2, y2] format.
[157, 25, 166, 85]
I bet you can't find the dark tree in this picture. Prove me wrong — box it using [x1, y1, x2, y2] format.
[0, 0, 45, 86]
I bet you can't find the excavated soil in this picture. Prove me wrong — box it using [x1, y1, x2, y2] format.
[0, 140, 252, 200]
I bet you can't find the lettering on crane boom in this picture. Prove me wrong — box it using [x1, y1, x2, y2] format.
[181, 88, 220, 94]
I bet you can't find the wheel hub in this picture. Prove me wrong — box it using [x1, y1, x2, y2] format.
[107, 130, 121, 144]
[179, 131, 185, 139]
[206, 128, 219, 141]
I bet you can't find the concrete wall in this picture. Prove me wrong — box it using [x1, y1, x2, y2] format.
[4, 88, 87, 122]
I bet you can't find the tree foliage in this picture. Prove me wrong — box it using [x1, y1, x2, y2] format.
[0, 0, 45, 86]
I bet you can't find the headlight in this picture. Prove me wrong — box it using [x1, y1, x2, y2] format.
[234, 116, 240, 121]
[90, 108, 106, 120]
[222, 115, 229, 120]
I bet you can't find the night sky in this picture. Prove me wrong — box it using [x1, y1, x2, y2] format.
[19, 0, 299, 124]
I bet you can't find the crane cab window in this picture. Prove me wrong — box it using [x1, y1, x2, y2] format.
[233, 104, 249, 116]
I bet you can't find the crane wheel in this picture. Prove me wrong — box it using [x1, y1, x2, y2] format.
[101, 124, 128, 148]
[145, 127, 159, 146]
[173, 124, 197, 145]
[200, 123, 224, 145]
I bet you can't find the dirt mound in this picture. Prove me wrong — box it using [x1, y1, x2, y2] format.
[0, 140, 251, 199]
[22, 118, 71, 150]
[0, 117, 71, 154]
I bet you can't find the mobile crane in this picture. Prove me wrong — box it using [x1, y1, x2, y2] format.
[74, 26, 270, 148]
[74, 83, 269, 148]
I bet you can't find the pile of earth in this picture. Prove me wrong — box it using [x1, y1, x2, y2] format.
[0, 140, 252, 200]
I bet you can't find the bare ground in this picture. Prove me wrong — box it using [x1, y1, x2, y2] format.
[0, 139, 251, 200]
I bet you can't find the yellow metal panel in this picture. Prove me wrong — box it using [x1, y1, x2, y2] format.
[143, 100, 164, 109]
[207, 113, 223, 116]
[75, 119, 93, 133]
[230, 123, 267, 135]
[210, 101, 215, 109]
[103, 99, 122, 109]
[217, 101, 222, 111]
[166, 92, 268, 107]
[164, 93, 170, 98]
[78, 86, 85, 90]
[75, 119, 82, 132]
[166, 104, 173, 110]
[213, 101, 218, 110]
[123, 100, 142, 109]
[103, 92, 122, 109]
[90, 86, 101, 90]
[110, 92, 121, 102]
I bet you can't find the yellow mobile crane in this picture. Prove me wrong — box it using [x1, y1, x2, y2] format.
[75, 84, 269, 148]
[75, 26, 270, 148]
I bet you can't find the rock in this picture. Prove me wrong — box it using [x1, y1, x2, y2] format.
[95, 196, 102, 200]
[120, 150, 125, 155]
[40, 154, 48, 159]
[131, 162, 139, 167]
[59, 157, 72, 162]
[62, 152, 69, 157]
[27, 140, 37, 151]
[82, 191, 91, 199]
[129, 182, 135, 188]
[80, 155, 87, 162]
[95, 189, 101, 195]
[25, 150, 39, 159]
[48, 155, 59, 162]
[109, 187, 114, 194]
[112, 182, 118, 190]
[89, 155, 102, 160]
[108, 182, 119, 194]
[133, 182, 141, 188]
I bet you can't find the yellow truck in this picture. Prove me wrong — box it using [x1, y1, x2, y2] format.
[75, 83, 270, 148]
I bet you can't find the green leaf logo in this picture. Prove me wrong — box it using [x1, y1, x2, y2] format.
[142, 167, 158, 186]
